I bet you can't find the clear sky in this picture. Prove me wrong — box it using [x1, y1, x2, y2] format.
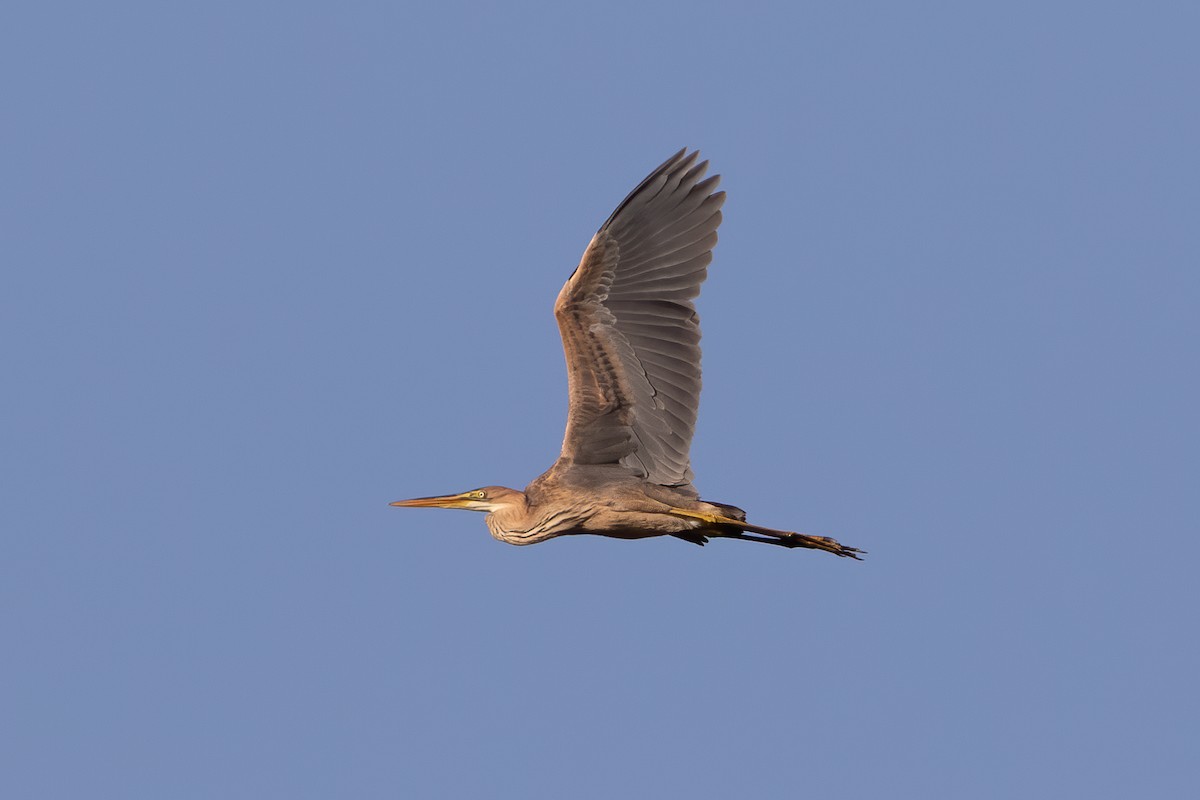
[3, 2, 1198, 797]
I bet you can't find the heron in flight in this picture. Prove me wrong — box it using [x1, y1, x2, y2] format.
[393, 150, 862, 558]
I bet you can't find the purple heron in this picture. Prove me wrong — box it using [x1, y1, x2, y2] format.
[393, 150, 862, 558]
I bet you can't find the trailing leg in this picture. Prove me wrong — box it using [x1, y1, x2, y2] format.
[668, 508, 865, 559]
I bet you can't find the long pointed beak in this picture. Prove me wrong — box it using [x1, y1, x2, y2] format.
[390, 492, 472, 509]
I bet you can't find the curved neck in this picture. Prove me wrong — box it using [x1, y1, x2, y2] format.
[485, 491, 561, 545]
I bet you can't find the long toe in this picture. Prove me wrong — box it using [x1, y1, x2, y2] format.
[786, 533, 865, 559]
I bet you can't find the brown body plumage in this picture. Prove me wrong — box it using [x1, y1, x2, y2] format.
[392, 150, 862, 559]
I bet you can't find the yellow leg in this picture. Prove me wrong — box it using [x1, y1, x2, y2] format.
[667, 507, 729, 526]
[667, 507, 864, 559]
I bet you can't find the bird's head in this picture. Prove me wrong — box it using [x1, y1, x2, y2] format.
[390, 486, 525, 514]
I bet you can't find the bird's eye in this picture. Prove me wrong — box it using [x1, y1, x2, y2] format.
[474, 491, 487, 499]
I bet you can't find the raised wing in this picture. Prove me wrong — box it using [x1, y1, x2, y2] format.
[551, 149, 724, 487]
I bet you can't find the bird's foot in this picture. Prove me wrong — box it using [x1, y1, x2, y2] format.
[774, 531, 865, 559]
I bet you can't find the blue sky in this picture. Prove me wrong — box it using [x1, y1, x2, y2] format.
[3, 2, 1198, 797]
